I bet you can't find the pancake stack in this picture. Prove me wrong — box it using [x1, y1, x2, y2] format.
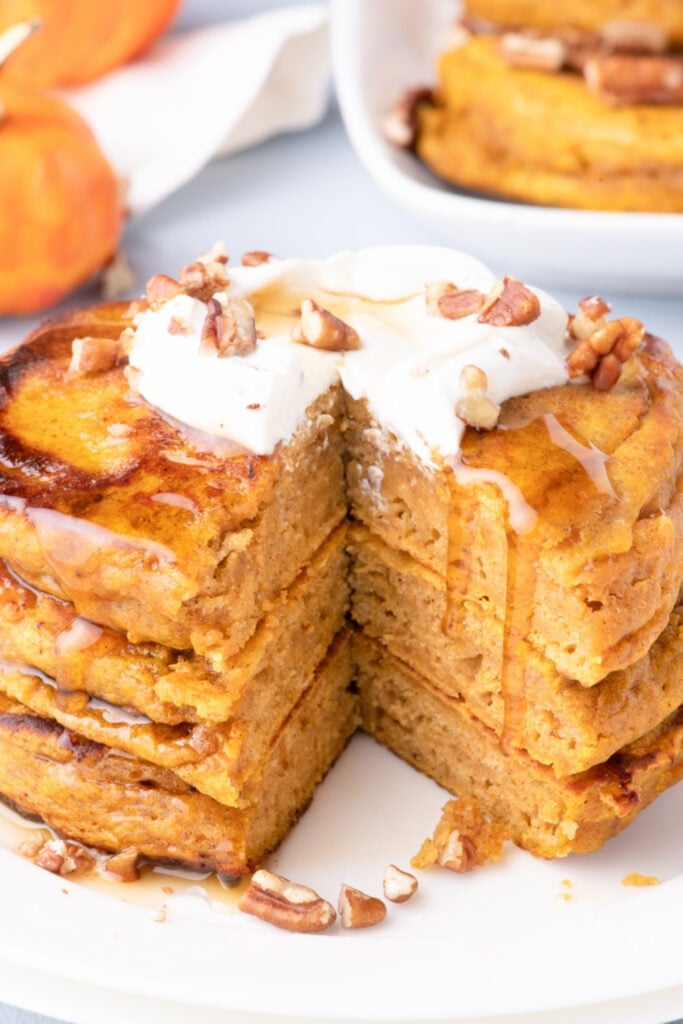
[0, 294, 356, 878]
[407, 0, 683, 211]
[1, 246, 682, 872]
[349, 329, 683, 856]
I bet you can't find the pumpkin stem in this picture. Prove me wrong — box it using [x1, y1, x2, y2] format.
[0, 18, 42, 71]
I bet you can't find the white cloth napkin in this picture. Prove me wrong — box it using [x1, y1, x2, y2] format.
[58, 5, 330, 215]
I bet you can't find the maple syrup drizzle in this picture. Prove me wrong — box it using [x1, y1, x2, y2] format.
[55, 617, 104, 656]
[498, 528, 537, 754]
[442, 454, 537, 641]
[542, 414, 615, 498]
[442, 414, 617, 753]
[26, 506, 177, 570]
[0, 800, 248, 913]
[246, 281, 419, 339]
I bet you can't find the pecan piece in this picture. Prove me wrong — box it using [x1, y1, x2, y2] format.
[591, 352, 623, 391]
[102, 847, 140, 883]
[34, 838, 93, 877]
[436, 830, 478, 873]
[382, 86, 433, 149]
[498, 32, 567, 71]
[584, 54, 683, 104]
[196, 240, 229, 266]
[237, 869, 336, 933]
[68, 336, 120, 377]
[567, 316, 644, 390]
[599, 20, 669, 54]
[383, 864, 418, 904]
[338, 884, 387, 929]
[426, 281, 484, 320]
[455, 364, 501, 431]
[242, 250, 274, 267]
[568, 295, 612, 341]
[478, 276, 541, 327]
[292, 299, 360, 351]
[200, 296, 257, 357]
[179, 254, 230, 302]
[167, 315, 192, 336]
[146, 273, 185, 308]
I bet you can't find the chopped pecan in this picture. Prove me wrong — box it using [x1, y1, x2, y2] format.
[238, 869, 336, 933]
[599, 20, 669, 54]
[292, 299, 360, 351]
[167, 315, 192, 336]
[34, 838, 94, 876]
[68, 336, 120, 377]
[242, 250, 274, 267]
[118, 326, 136, 355]
[584, 54, 683, 104]
[382, 87, 433, 149]
[196, 241, 229, 266]
[436, 831, 478, 873]
[498, 32, 567, 71]
[426, 281, 484, 320]
[568, 295, 612, 341]
[411, 799, 507, 873]
[338, 884, 387, 929]
[382, 864, 418, 903]
[102, 847, 140, 882]
[567, 316, 644, 390]
[179, 258, 230, 303]
[591, 352, 623, 391]
[455, 364, 501, 431]
[478, 276, 541, 327]
[200, 296, 257, 357]
[146, 273, 185, 308]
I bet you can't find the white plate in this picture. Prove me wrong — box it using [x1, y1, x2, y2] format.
[2, 732, 683, 1023]
[330, 0, 683, 295]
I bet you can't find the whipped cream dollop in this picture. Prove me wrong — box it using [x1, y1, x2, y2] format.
[127, 246, 570, 464]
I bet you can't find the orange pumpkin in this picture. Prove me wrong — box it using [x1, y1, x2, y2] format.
[0, 81, 123, 314]
[0, 0, 181, 87]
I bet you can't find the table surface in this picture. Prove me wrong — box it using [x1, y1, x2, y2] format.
[1, 1, 683, 1022]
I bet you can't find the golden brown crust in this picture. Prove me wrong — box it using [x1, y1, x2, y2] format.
[0, 693, 249, 875]
[0, 305, 346, 656]
[464, 0, 683, 45]
[414, 35, 683, 211]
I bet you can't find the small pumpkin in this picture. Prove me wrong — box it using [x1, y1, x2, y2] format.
[0, 0, 180, 87]
[0, 26, 123, 314]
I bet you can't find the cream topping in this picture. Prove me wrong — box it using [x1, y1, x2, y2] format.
[127, 247, 570, 465]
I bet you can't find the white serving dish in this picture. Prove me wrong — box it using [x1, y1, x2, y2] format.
[330, 0, 683, 295]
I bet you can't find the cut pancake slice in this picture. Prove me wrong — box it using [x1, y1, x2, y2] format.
[355, 633, 683, 859]
[350, 524, 683, 776]
[0, 632, 357, 876]
[0, 615, 353, 809]
[0, 523, 348, 727]
[0, 304, 347, 659]
[346, 335, 683, 687]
